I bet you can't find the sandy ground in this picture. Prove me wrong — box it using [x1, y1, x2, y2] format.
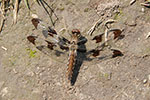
[0, 0, 150, 100]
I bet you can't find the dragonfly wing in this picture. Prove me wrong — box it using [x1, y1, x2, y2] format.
[36, 45, 68, 63]
[27, 35, 69, 63]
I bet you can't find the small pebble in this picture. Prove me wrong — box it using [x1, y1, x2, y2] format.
[141, 8, 145, 12]
[143, 79, 148, 84]
[37, 67, 40, 70]
[47, 68, 50, 71]
[56, 82, 61, 86]
[26, 71, 34, 76]
[32, 88, 40, 94]
[39, 73, 43, 76]
[13, 69, 18, 74]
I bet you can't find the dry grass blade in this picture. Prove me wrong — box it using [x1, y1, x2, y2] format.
[0, 0, 6, 33]
[0, 18, 5, 33]
[104, 19, 117, 43]
[36, 0, 58, 26]
[130, 0, 136, 5]
[13, 0, 19, 24]
[24, 0, 30, 10]
[87, 18, 104, 36]
[104, 19, 116, 29]
[146, 32, 150, 39]
[107, 28, 122, 39]
[104, 29, 109, 43]
[1, 46, 7, 51]
[104, 28, 122, 45]
[141, 2, 150, 7]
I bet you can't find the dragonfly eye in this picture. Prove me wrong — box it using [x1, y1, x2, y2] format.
[72, 29, 80, 35]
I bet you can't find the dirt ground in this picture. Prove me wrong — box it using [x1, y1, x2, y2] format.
[0, 0, 150, 100]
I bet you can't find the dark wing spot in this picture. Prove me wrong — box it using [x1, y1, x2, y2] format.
[91, 49, 100, 57]
[113, 29, 122, 39]
[45, 40, 56, 50]
[48, 33, 54, 37]
[60, 45, 69, 51]
[47, 27, 57, 37]
[62, 37, 70, 44]
[27, 36, 37, 45]
[31, 18, 40, 29]
[92, 34, 103, 43]
[112, 49, 123, 58]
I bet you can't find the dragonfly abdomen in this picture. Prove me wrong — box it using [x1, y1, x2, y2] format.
[67, 50, 77, 81]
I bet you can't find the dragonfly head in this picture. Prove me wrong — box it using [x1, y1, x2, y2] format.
[71, 29, 81, 38]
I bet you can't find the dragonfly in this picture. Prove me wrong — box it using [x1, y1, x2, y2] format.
[27, 18, 124, 85]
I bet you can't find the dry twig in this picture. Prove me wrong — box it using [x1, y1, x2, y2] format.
[13, 0, 19, 24]
[146, 32, 150, 39]
[87, 18, 104, 36]
[104, 19, 116, 43]
[0, 18, 5, 33]
[0, 0, 6, 33]
[130, 0, 136, 5]
[141, 2, 150, 7]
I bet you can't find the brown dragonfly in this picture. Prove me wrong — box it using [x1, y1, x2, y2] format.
[27, 18, 123, 85]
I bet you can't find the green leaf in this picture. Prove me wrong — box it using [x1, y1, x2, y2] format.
[26, 48, 37, 58]
[24, 0, 30, 10]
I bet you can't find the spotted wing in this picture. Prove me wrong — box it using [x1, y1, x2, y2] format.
[27, 18, 70, 63]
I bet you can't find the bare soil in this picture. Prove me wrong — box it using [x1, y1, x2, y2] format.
[0, 0, 150, 100]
